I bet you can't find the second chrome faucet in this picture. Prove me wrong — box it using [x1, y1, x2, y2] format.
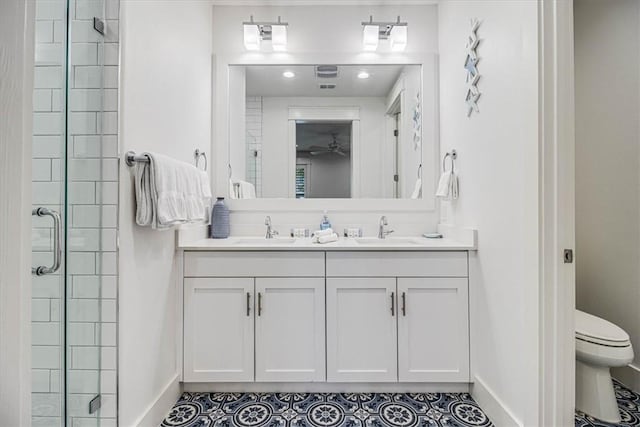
[378, 216, 395, 239]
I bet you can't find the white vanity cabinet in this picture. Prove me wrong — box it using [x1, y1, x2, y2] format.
[325, 252, 469, 383]
[182, 252, 325, 383]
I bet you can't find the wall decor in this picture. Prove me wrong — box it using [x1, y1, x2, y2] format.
[464, 18, 481, 117]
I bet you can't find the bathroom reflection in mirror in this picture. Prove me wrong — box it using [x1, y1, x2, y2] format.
[228, 64, 424, 199]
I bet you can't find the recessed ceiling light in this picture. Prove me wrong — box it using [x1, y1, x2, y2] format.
[357, 71, 370, 79]
[283, 71, 295, 78]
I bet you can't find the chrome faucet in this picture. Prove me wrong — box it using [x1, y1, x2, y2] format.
[378, 216, 394, 239]
[265, 216, 279, 239]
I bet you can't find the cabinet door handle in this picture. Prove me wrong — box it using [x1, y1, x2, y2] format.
[246, 292, 251, 316]
[391, 292, 395, 316]
[258, 292, 262, 316]
[402, 292, 406, 316]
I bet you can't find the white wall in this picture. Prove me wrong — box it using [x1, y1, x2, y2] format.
[119, 1, 212, 425]
[0, 0, 34, 424]
[260, 96, 387, 198]
[298, 153, 351, 198]
[438, 2, 539, 426]
[574, 0, 640, 391]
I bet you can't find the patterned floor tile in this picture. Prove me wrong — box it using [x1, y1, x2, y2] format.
[161, 392, 494, 427]
[575, 379, 640, 427]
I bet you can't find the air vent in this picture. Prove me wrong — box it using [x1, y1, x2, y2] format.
[316, 65, 338, 79]
[318, 84, 336, 90]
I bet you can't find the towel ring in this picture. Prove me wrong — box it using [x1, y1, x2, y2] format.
[443, 149, 457, 172]
[194, 149, 207, 171]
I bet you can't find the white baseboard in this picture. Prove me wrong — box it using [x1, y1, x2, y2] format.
[471, 375, 522, 427]
[135, 373, 181, 427]
[183, 382, 470, 393]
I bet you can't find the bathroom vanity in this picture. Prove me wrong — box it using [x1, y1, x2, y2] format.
[177, 231, 476, 391]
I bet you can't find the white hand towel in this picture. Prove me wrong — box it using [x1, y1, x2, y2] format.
[317, 233, 339, 244]
[313, 228, 334, 238]
[436, 172, 452, 198]
[450, 173, 459, 200]
[134, 152, 211, 229]
[239, 181, 256, 199]
[410, 178, 422, 199]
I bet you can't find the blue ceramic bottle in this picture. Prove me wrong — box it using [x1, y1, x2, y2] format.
[210, 197, 230, 239]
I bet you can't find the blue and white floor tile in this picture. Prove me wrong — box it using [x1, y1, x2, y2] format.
[575, 379, 640, 427]
[161, 392, 494, 427]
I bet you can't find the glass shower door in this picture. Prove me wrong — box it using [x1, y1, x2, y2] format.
[32, 0, 114, 425]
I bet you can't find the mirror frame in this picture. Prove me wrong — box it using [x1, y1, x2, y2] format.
[213, 53, 439, 213]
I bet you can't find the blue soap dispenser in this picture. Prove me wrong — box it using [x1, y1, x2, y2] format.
[320, 210, 332, 230]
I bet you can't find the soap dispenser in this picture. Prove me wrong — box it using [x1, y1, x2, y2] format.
[320, 210, 332, 230]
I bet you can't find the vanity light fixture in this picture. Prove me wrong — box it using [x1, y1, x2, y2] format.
[357, 71, 370, 79]
[283, 70, 295, 78]
[243, 15, 289, 51]
[361, 16, 408, 52]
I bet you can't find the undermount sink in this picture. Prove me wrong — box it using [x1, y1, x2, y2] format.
[355, 237, 421, 245]
[234, 238, 296, 245]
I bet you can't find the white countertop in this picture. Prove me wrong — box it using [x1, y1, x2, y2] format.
[178, 235, 476, 251]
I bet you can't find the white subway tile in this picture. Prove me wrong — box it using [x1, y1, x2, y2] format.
[32, 369, 51, 393]
[101, 276, 117, 299]
[49, 370, 60, 393]
[96, 182, 118, 204]
[33, 89, 53, 112]
[31, 228, 51, 252]
[74, 66, 101, 89]
[36, 0, 66, 20]
[102, 158, 119, 181]
[105, 20, 119, 43]
[32, 322, 61, 346]
[71, 43, 98, 66]
[103, 89, 118, 112]
[51, 89, 63, 111]
[33, 182, 62, 205]
[99, 347, 116, 370]
[98, 112, 118, 135]
[100, 323, 116, 347]
[68, 182, 96, 204]
[98, 393, 117, 418]
[102, 205, 118, 227]
[72, 206, 100, 228]
[53, 21, 65, 43]
[101, 229, 117, 251]
[71, 347, 100, 369]
[51, 159, 62, 181]
[32, 346, 60, 369]
[103, 66, 118, 89]
[66, 394, 97, 417]
[36, 21, 54, 43]
[68, 228, 100, 251]
[32, 299, 51, 322]
[105, 0, 119, 20]
[69, 112, 97, 135]
[102, 43, 119, 67]
[72, 275, 99, 298]
[101, 299, 116, 323]
[68, 159, 101, 181]
[69, 89, 102, 112]
[32, 393, 61, 417]
[70, 21, 103, 43]
[96, 252, 117, 276]
[32, 275, 61, 298]
[33, 112, 63, 135]
[67, 253, 96, 275]
[50, 299, 60, 321]
[67, 370, 99, 393]
[33, 415, 62, 427]
[67, 323, 95, 345]
[35, 43, 64, 65]
[34, 66, 62, 89]
[75, 0, 103, 20]
[32, 159, 52, 181]
[33, 136, 63, 158]
[67, 299, 99, 322]
[100, 370, 117, 394]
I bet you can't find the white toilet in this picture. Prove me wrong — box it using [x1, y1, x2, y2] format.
[575, 309, 634, 423]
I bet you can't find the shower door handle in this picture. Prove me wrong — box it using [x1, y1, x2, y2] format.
[32, 207, 62, 276]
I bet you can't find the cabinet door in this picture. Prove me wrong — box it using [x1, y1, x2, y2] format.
[326, 278, 397, 382]
[397, 278, 469, 382]
[184, 278, 254, 382]
[255, 278, 325, 382]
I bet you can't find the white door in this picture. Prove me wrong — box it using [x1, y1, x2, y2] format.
[183, 278, 254, 382]
[397, 278, 469, 382]
[255, 278, 325, 382]
[326, 278, 397, 382]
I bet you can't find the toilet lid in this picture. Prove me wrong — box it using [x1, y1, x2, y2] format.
[575, 310, 630, 343]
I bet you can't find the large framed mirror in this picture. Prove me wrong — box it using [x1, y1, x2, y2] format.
[227, 64, 427, 200]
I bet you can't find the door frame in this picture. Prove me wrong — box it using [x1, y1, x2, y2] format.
[0, 0, 35, 424]
[538, 0, 576, 425]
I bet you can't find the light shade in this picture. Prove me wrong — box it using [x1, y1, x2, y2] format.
[272, 25, 287, 51]
[243, 24, 261, 51]
[362, 24, 379, 51]
[390, 25, 407, 51]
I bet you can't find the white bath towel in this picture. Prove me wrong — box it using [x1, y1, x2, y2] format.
[436, 171, 459, 200]
[134, 152, 211, 229]
[314, 233, 339, 244]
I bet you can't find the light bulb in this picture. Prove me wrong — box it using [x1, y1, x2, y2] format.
[243, 24, 261, 51]
[357, 71, 370, 79]
[283, 71, 295, 78]
[362, 25, 379, 51]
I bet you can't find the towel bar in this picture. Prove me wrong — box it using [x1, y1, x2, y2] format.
[125, 151, 149, 166]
